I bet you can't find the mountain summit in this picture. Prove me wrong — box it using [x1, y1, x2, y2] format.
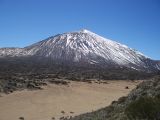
[0, 29, 159, 74]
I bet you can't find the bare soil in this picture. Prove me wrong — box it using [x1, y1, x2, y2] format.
[0, 80, 141, 120]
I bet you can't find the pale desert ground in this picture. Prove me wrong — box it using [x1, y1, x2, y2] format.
[0, 80, 142, 120]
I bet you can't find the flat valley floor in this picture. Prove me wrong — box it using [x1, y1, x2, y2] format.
[0, 80, 141, 120]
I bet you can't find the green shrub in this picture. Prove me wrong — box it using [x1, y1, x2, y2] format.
[125, 96, 160, 120]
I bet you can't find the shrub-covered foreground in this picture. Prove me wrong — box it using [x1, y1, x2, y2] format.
[125, 96, 160, 120]
[69, 76, 160, 120]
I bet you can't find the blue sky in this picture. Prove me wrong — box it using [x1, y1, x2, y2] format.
[0, 0, 160, 59]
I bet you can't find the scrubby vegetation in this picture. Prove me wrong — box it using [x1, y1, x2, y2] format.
[0, 56, 156, 94]
[125, 96, 160, 120]
[0, 72, 69, 94]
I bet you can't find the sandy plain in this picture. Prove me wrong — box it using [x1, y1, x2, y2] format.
[0, 80, 141, 120]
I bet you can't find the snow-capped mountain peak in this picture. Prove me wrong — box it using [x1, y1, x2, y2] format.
[80, 28, 98, 34]
[79, 29, 89, 33]
[0, 29, 159, 71]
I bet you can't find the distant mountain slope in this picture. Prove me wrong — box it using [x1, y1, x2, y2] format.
[0, 47, 24, 57]
[0, 29, 159, 74]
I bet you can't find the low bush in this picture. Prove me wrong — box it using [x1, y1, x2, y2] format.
[125, 96, 160, 120]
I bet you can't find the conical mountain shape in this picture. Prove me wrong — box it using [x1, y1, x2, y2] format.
[0, 29, 159, 72]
